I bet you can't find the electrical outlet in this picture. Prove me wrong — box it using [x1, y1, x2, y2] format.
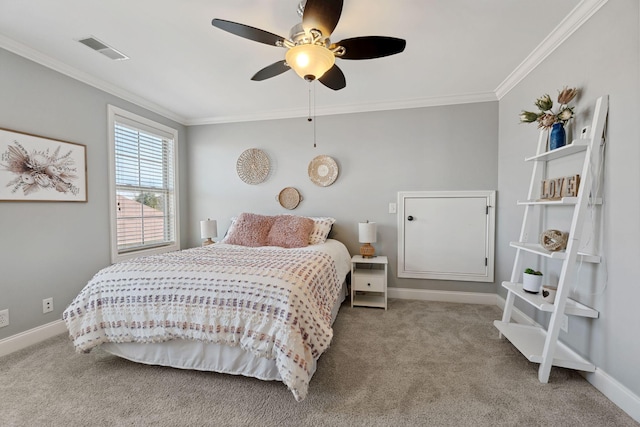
[0, 309, 9, 328]
[580, 125, 591, 139]
[561, 314, 569, 333]
[43, 297, 54, 314]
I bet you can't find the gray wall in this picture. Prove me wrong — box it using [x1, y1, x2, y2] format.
[497, 0, 640, 397]
[0, 49, 189, 340]
[187, 102, 498, 292]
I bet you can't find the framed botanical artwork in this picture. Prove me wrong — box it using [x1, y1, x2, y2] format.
[0, 128, 87, 202]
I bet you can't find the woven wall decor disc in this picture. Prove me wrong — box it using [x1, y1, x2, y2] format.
[277, 187, 301, 210]
[308, 155, 338, 187]
[540, 229, 568, 251]
[236, 148, 270, 185]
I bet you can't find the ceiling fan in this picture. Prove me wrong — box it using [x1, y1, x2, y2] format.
[211, 0, 406, 90]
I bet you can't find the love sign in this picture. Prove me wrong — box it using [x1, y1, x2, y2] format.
[540, 174, 580, 200]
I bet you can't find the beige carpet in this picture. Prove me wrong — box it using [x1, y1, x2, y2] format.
[0, 299, 637, 426]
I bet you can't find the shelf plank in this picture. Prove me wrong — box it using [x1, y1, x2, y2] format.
[509, 242, 600, 263]
[353, 293, 386, 308]
[352, 255, 388, 265]
[517, 197, 577, 205]
[502, 282, 599, 318]
[494, 321, 596, 372]
[525, 141, 588, 162]
[517, 197, 602, 206]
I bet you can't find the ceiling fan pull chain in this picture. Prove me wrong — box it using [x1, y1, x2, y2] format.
[307, 81, 317, 148]
[308, 81, 312, 123]
[313, 82, 317, 148]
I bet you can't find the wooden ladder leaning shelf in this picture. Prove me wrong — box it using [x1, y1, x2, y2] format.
[494, 95, 609, 383]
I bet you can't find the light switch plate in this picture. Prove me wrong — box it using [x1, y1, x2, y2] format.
[0, 309, 9, 328]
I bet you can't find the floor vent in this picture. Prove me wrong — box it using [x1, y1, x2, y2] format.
[78, 36, 129, 61]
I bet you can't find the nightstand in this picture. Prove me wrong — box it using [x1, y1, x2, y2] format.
[351, 255, 388, 310]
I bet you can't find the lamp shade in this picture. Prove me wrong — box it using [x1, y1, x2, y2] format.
[358, 222, 377, 243]
[200, 219, 218, 239]
[285, 44, 335, 81]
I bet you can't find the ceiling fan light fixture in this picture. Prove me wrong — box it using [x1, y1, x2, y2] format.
[285, 43, 335, 81]
[211, 0, 405, 90]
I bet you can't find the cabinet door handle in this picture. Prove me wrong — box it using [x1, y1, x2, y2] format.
[367, 283, 371, 287]
[407, 215, 414, 221]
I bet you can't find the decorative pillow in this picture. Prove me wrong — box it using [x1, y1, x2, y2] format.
[266, 215, 314, 248]
[307, 217, 336, 245]
[219, 217, 237, 243]
[224, 213, 275, 247]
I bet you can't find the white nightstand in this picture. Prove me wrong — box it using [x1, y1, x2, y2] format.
[351, 255, 388, 310]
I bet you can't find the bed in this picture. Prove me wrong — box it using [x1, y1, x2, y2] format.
[63, 214, 351, 401]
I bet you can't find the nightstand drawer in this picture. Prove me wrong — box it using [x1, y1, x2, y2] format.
[353, 271, 385, 292]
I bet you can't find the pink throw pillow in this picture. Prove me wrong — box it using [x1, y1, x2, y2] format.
[224, 213, 275, 247]
[267, 215, 314, 248]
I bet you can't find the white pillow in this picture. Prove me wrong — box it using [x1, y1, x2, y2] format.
[219, 217, 237, 243]
[307, 217, 336, 245]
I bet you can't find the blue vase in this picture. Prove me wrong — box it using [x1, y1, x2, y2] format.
[549, 122, 566, 150]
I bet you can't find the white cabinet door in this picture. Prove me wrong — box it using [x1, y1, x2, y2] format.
[398, 191, 495, 282]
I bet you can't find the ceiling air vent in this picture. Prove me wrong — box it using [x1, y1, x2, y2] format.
[78, 36, 129, 61]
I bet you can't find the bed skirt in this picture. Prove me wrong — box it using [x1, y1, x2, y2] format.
[100, 281, 347, 381]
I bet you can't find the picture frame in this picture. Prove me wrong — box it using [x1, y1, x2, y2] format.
[0, 128, 87, 202]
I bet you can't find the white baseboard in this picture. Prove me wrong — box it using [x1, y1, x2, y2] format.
[493, 294, 640, 423]
[582, 368, 640, 422]
[388, 287, 498, 305]
[0, 319, 66, 358]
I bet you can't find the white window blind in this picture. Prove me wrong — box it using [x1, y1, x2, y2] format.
[108, 106, 179, 262]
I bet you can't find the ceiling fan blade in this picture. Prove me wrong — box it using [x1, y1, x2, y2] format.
[318, 64, 346, 91]
[302, 0, 343, 36]
[332, 36, 407, 60]
[212, 19, 285, 47]
[251, 60, 291, 81]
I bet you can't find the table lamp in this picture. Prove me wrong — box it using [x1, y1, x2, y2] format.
[358, 221, 377, 258]
[200, 219, 217, 246]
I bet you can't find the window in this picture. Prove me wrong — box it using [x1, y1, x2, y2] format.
[108, 106, 179, 262]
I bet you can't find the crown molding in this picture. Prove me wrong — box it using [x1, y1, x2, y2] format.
[2, 0, 606, 126]
[0, 33, 188, 125]
[495, 0, 609, 99]
[1, 33, 495, 126]
[186, 91, 498, 125]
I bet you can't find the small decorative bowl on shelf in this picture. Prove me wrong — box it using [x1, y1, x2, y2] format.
[542, 285, 557, 303]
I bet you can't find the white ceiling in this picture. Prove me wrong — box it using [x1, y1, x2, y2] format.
[1, 0, 600, 126]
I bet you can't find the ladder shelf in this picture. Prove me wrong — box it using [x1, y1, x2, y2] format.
[496, 95, 608, 383]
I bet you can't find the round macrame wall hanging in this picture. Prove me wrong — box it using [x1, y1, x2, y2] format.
[540, 229, 568, 251]
[308, 155, 338, 187]
[236, 148, 270, 185]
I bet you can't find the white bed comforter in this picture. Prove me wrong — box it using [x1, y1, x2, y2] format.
[63, 239, 351, 401]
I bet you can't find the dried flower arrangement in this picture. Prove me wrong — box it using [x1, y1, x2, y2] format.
[519, 87, 578, 129]
[1, 140, 80, 196]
